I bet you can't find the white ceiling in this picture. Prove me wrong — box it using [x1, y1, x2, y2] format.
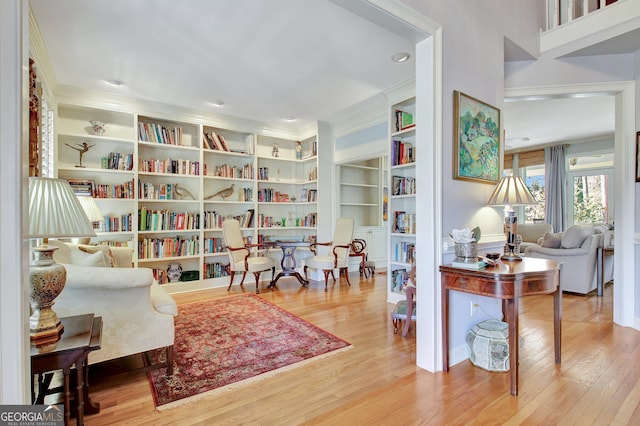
[30, 0, 627, 149]
[29, 0, 416, 132]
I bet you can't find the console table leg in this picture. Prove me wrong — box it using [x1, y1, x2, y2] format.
[506, 298, 519, 396]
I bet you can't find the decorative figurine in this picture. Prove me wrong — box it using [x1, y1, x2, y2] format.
[205, 183, 235, 200]
[89, 120, 106, 136]
[272, 143, 279, 157]
[65, 141, 94, 167]
[296, 141, 302, 160]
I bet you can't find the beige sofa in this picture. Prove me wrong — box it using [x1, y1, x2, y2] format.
[523, 225, 613, 295]
[517, 223, 553, 253]
[49, 240, 177, 373]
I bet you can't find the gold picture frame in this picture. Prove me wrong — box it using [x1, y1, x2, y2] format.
[453, 90, 501, 184]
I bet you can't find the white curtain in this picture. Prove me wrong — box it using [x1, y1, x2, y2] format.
[545, 145, 567, 232]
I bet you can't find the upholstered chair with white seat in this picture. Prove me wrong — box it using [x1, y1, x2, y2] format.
[304, 218, 354, 291]
[50, 240, 177, 375]
[222, 218, 275, 294]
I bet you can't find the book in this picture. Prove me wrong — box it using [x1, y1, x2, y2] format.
[451, 260, 487, 269]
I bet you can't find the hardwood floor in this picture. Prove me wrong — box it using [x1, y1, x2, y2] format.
[83, 274, 640, 425]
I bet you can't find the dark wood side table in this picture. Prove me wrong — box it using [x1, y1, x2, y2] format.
[264, 240, 310, 287]
[440, 257, 561, 396]
[31, 313, 102, 426]
[596, 245, 614, 297]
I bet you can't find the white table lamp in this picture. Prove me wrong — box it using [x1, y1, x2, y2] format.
[28, 177, 96, 341]
[75, 195, 103, 243]
[487, 175, 538, 261]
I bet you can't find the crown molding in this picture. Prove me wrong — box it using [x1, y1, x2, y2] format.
[28, 5, 56, 99]
[54, 85, 308, 140]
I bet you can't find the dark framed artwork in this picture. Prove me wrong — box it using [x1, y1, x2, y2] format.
[636, 131, 640, 182]
[453, 90, 501, 184]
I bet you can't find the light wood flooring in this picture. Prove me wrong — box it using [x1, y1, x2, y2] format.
[82, 273, 640, 425]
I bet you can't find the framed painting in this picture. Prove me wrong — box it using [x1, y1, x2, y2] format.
[453, 90, 501, 184]
[636, 131, 640, 182]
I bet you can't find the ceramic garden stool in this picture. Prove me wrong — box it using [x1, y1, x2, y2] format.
[466, 319, 523, 372]
[392, 299, 416, 336]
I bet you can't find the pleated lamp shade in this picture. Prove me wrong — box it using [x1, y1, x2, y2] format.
[76, 195, 104, 222]
[486, 176, 537, 207]
[29, 177, 96, 239]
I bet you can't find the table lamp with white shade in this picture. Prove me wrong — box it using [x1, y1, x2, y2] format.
[486, 175, 538, 261]
[28, 177, 96, 341]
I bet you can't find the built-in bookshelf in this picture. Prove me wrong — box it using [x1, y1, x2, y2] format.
[55, 103, 320, 293]
[388, 96, 416, 303]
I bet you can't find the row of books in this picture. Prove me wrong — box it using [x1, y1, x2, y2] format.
[137, 235, 199, 259]
[394, 242, 415, 264]
[391, 268, 410, 293]
[299, 189, 317, 202]
[99, 214, 133, 233]
[139, 158, 200, 176]
[392, 176, 416, 196]
[138, 208, 200, 231]
[393, 211, 416, 234]
[394, 109, 415, 132]
[95, 240, 134, 249]
[203, 131, 231, 151]
[204, 262, 229, 279]
[101, 152, 134, 171]
[68, 178, 136, 199]
[308, 167, 318, 181]
[204, 237, 226, 254]
[210, 163, 253, 179]
[392, 139, 415, 166]
[138, 122, 183, 145]
[138, 181, 182, 200]
[258, 167, 270, 181]
[257, 212, 317, 228]
[257, 188, 292, 203]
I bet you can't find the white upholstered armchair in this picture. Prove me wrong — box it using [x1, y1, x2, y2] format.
[222, 218, 275, 294]
[304, 218, 354, 291]
[51, 241, 177, 375]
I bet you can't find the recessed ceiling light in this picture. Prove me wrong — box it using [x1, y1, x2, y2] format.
[209, 100, 225, 107]
[106, 79, 123, 86]
[283, 116, 297, 122]
[391, 52, 411, 63]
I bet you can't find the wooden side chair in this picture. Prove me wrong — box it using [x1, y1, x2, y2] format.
[350, 238, 375, 278]
[222, 219, 275, 294]
[304, 218, 354, 291]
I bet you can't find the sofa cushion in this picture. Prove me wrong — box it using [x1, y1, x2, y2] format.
[540, 232, 563, 248]
[561, 226, 595, 249]
[78, 245, 118, 267]
[70, 245, 117, 267]
[48, 239, 72, 264]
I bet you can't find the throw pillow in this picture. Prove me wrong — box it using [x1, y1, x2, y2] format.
[540, 232, 562, 248]
[73, 245, 118, 267]
[71, 249, 108, 267]
[561, 226, 595, 249]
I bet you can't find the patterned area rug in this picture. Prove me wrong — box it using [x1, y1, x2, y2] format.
[147, 294, 351, 409]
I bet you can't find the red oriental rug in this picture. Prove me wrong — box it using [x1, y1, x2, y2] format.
[146, 294, 351, 409]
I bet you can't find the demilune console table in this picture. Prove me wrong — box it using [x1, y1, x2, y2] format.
[440, 257, 561, 396]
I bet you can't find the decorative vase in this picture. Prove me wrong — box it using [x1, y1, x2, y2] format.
[89, 120, 106, 136]
[455, 242, 478, 261]
[167, 262, 183, 283]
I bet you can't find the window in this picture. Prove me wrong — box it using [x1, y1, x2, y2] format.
[523, 164, 545, 223]
[567, 153, 614, 226]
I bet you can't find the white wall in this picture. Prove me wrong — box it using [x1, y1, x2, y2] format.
[394, 0, 544, 363]
[0, 0, 30, 404]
